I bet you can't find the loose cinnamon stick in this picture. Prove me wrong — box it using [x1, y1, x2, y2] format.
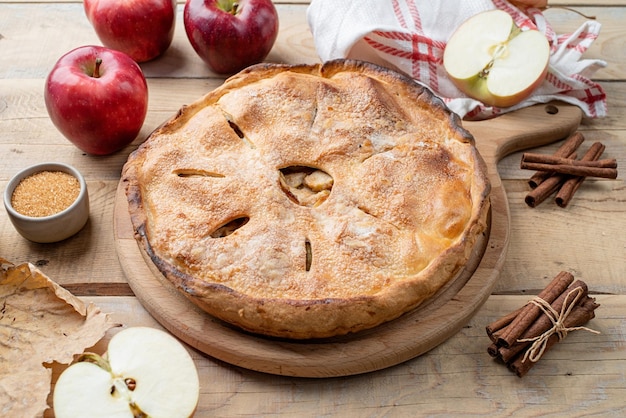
[525, 172, 568, 207]
[521, 153, 617, 169]
[525, 151, 577, 207]
[498, 280, 588, 363]
[507, 296, 600, 377]
[555, 142, 606, 208]
[528, 132, 585, 188]
[520, 161, 617, 179]
[496, 271, 574, 348]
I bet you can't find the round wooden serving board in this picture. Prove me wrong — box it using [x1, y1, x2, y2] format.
[114, 102, 582, 378]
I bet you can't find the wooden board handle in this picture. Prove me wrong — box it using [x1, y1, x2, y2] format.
[464, 102, 583, 163]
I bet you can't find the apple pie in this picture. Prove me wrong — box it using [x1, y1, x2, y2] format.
[122, 60, 490, 339]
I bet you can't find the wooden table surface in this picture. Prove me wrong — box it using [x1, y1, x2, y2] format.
[1, 1, 625, 416]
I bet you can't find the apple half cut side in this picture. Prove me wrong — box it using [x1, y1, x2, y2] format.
[443, 9, 550, 108]
[53, 327, 200, 418]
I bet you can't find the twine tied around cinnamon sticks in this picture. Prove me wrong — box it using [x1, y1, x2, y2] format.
[521, 131, 618, 208]
[486, 271, 600, 377]
[519, 286, 600, 363]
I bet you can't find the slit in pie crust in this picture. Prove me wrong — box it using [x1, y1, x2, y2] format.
[122, 60, 491, 339]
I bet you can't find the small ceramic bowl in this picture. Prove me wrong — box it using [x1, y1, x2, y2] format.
[3, 162, 89, 243]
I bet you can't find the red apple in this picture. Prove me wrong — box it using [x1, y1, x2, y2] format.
[84, 0, 177, 63]
[44, 45, 148, 156]
[184, 0, 279, 74]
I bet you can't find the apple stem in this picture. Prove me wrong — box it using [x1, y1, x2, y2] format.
[93, 57, 102, 79]
[77, 352, 112, 373]
[217, 0, 239, 14]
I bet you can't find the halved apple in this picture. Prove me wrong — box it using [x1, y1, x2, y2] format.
[53, 327, 200, 418]
[443, 9, 550, 108]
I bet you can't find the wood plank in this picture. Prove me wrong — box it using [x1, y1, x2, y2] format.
[3, 176, 624, 293]
[45, 294, 626, 417]
[0, 4, 623, 80]
[113, 173, 504, 376]
[498, 178, 626, 295]
[1, 79, 624, 180]
[0, 77, 224, 123]
[1, 80, 624, 292]
[542, 7, 626, 81]
[0, 179, 129, 286]
[0, 1, 622, 416]
[0, 3, 318, 80]
[3, 174, 623, 293]
[105, 101, 589, 378]
[485, 83, 626, 294]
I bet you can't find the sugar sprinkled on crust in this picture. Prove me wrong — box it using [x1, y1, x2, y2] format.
[122, 60, 490, 339]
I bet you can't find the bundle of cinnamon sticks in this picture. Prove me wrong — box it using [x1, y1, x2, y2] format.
[521, 131, 618, 207]
[486, 271, 600, 377]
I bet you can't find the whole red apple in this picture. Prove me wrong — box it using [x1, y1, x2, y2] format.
[84, 0, 177, 63]
[44, 45, 148, 156]
[184, 0, 279, 74]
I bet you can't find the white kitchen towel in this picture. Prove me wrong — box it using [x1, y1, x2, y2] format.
[307, 0, 607, 120]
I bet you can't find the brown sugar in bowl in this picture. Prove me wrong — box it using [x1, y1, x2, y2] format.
[3, 162, 89, 243]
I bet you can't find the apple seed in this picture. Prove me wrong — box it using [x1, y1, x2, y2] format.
[125, 377, 137, 391]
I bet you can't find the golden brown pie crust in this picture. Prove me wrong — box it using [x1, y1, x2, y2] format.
[122, 60, 490, 339]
